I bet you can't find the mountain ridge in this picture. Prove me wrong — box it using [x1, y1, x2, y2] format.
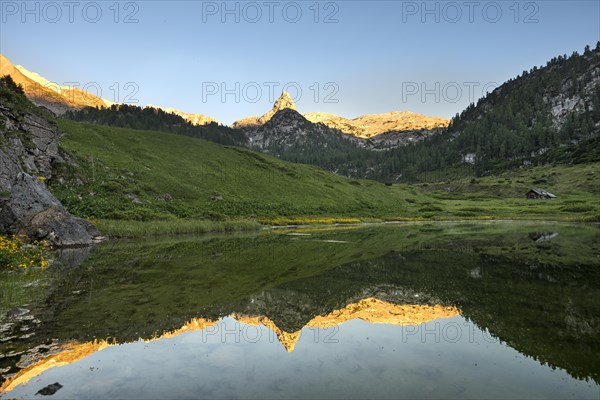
[304, 110, 449, 138]
[3, 54, 449, 140]
[231, 90, 298, 128]
[0, 53, 109, 114]
[0, 54, 218, 125]
[232, 91, 450, 141]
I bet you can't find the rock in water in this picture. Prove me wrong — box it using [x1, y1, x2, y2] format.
[35, 382, 63, 396]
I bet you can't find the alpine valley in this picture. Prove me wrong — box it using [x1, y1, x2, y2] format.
[1, 9, 600, 399]
[1, 44, 599, 243]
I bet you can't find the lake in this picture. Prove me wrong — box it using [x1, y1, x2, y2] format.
[1, 221, 599, 399]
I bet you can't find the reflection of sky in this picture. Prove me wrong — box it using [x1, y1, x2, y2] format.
[4, 316, 597, 399]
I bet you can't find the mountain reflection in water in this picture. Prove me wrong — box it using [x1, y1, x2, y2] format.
[0, 222, 598, 399]
[1, 300, 459, 392]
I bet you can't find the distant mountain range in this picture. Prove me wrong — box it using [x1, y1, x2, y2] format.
[304, 111, 449, 138]
[0, 54, 109, 114]
[232, 90, 449, 144]
[3, 43, 599, 182]
[0, 54, 216, 126]
[232, 90, 449, 153]
[1, 54, 449, 148]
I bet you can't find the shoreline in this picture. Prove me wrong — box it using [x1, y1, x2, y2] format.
[92, 216, 600, 239]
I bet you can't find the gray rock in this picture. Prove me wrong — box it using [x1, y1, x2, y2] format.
[0, 173, 99, 246]
[0, 103, 99, 247]
[36, 382, 63, 396]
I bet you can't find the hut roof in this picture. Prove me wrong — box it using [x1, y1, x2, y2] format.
[528, 188, 557, 198]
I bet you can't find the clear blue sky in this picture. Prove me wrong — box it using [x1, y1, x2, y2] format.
[1, 0, 599, 124]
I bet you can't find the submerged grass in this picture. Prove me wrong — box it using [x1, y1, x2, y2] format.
[93, 219, 262, 238]
[0, 270, 51, 319]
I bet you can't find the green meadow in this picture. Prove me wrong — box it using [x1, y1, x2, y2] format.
[51, 120, 600, 237]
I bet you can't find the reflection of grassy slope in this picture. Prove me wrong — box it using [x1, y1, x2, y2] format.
[51, 120, 600, 232]
[45, 227, 412, 341]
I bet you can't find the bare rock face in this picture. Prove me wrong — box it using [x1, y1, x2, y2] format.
[0, 98, 100, 246]
[246, 108, 348, 150]
[0, 103, 62, 183]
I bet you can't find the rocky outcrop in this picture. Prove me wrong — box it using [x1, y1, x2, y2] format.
[1, 174, 99, 246]
[0, 96, 100, 246]
[362, 127, 446, 150]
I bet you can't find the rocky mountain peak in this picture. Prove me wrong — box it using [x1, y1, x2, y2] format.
[273, 90, 296, 112]
[0, 53, 110, 114]
[257, 91, 297, 125]
[232, 91, 297, 128]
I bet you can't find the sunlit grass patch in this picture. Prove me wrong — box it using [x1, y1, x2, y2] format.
[262, 217, 362, 226]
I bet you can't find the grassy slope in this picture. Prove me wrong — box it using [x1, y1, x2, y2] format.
[415, 163, 600, 221]
[53, 120, 412, 221]
[51, 120, 600, 237]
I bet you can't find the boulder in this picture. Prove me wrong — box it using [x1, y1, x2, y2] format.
[0, 173, 100, 246]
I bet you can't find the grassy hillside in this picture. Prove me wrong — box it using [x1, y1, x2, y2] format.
[49, 120, 600, 237]
[52, 120, 412, 223]
[66, 104, 247, 146]
[377, 44, 600, 181]
[60, 46, 600, 186]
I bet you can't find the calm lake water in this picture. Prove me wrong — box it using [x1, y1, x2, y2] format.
[1, 222, 599, 399]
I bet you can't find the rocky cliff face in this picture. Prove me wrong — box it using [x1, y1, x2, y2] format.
[363, 127, 446, 150]
[0, 89, 100, 246]
[243, 105, 443, 154]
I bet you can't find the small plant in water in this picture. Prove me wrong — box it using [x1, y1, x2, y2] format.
[0, 234, 52, 271]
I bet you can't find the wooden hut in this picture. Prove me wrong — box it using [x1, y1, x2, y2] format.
[526, 189, 557, 200]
